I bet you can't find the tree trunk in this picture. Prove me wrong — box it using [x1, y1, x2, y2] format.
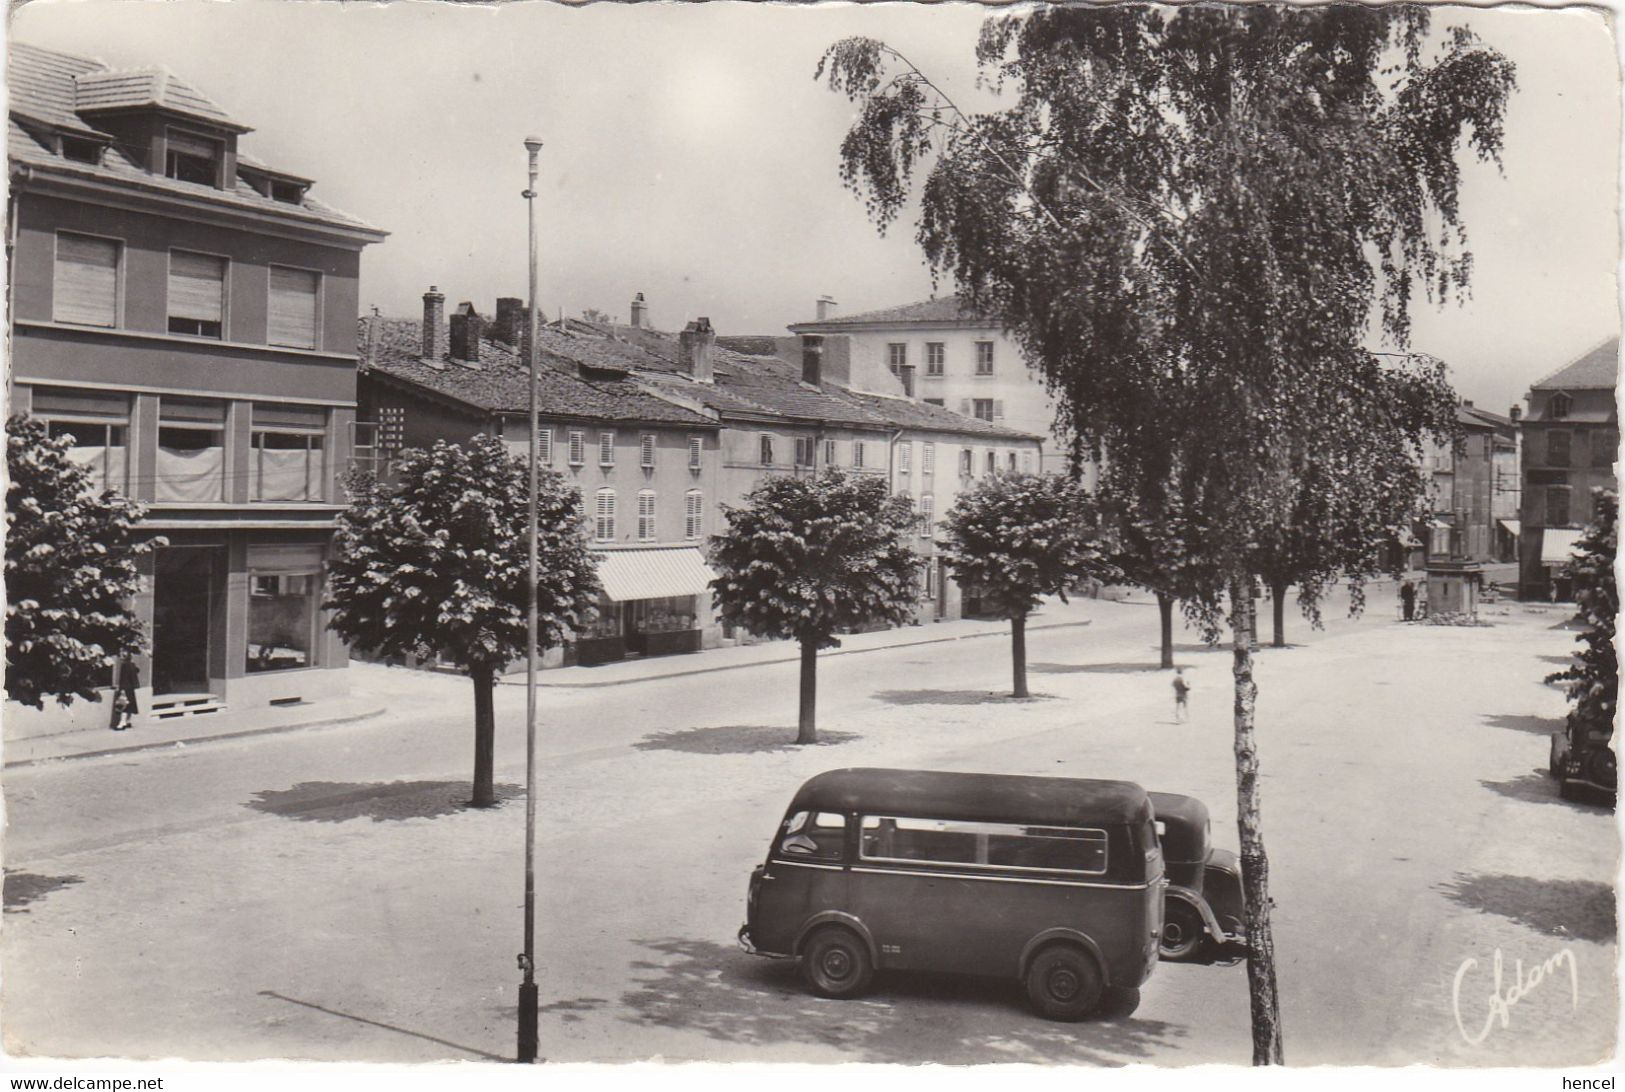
[470, 666, 497, 808]
[1157, 593, 1175, 669]
[1270, 579, 1288, 648]
[1011, 613, 1029, 698]
[1230, 578, 1284, 1064]
[797, 637, 818, 745]
[1246, 587, 1260, 653]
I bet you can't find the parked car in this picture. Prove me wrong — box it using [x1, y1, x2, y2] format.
[1148, 791, 1247, 964]
[1549, 717, 1617, 805]
[739, 767, 1166, 1021]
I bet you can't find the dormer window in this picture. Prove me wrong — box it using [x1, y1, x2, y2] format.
[165, 128, 221, 187]
[1549, 392, 1573, 420]
[269, 181, 305, 205]
[60, 136, 102, 165]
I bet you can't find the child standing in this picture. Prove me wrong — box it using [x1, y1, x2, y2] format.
[1172, 668, 1190, 723]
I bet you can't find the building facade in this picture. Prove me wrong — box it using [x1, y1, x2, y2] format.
[7, 43, 385, 734]
[1421, 402, 1519, 564]
[1517, 339, 1619, 599]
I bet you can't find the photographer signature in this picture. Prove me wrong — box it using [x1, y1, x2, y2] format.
[1452, 946, 1578, 1046]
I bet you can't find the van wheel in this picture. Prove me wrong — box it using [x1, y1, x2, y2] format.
[1025, 945, 1104, 1022]
[1160, 900, 1205, 962]
[801, 926, 874, 999]
[1098, 986, 1141, 1020]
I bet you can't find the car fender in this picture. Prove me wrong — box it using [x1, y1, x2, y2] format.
[793, 910, 879, 964]
[1165, 883, 1225, 940]
[1017, 927, 1108, 981]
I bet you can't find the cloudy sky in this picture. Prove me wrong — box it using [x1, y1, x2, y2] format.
[10, 0, 1619, 417]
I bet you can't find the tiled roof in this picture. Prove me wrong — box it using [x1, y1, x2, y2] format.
[1457, 405, 1514, 431]
[789, 294, 995, 330]
[836, 389, 1042, 441]
[7, 41, 380, 236]
[74, 67, 240, 128]
[1531, 338, 1619, 392]
[365, 318, 716, 428]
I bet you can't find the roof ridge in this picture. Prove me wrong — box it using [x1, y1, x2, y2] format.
[11, 40, 108, 70]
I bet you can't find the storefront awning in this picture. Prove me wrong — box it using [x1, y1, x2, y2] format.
[1498, 518, 1521, 537]
[594, 547, 715, 603]
[1540, 528, 1584, 565]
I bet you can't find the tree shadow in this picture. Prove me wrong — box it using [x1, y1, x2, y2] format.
[1478, 769, 1604, 810]
[1482, 714, 1564, 737]
[872, 689, 1057, 706]
[537, 996, 611, 1024]
[3, 870, 83, 913]
[1439, 873, 1617, 944]
[633, 726, 859, 755]
[1539, 654, 1576, 667]
[615, 937, 1186, 1065]
[1031, 662, 1164, 674]
[244, 780, 522, 823]
[1168, 643, 1229, 654]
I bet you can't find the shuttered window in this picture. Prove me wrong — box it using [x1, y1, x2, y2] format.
[568, 431, 585, 466]
[899, 442, 912, 474]
[685, 490, 703, 540]
[168, 250, 225, 337]
[923, 443, 935, 476]
[638, 489, 657, 541]
[599, 431, 616, 467]
[641, 434, 656, 468]
[595, 488, 616, 542]
[688, 436, 703, 469]
[919, 494, 934, 538]
[53, 233, 119, 327]
[539, 428, 553, 465]
[268, 266, 319, 349]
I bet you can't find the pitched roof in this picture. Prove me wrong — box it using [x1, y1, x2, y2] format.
[788, 294, 997, 331]
[1531, 338, 1619, 392]
[835, 389, 1042, 441]
[1457, 404, 1514, 432]
[7, 41, 380, 237]
[365, 318, 716, 428]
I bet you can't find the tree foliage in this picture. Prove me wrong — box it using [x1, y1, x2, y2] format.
[1548, 490, 1617, 736]
[5, 414, 156, 709]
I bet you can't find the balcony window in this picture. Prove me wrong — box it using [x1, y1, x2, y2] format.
[168, 250, 226, 338]
[247, 573, 319, 673]
[269, 266, 320, 350]
[53, 232, 119, 327]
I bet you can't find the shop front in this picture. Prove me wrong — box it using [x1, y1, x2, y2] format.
[572, 546, 715, 667]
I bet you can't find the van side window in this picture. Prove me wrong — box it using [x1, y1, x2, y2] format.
[859, 815, 1108, 875]
[778, 811, 846, 861]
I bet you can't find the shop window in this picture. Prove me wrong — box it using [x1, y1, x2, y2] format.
[638, 489, 657, 542]
[685, 489, 703, 539]
[168, 250, 225, 338]
[247, 573, 319, 673]
[53, 232, 119, 327]
[629, 595, 699, 636]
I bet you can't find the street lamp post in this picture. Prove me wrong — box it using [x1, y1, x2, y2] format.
[518, 134, 544, 1065]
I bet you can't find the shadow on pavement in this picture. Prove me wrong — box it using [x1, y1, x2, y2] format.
[633, 726, 859, 754]
[1481, 714, 1563, 737]
[245, 780, 522, 823]
[3, 870, 83, 913]
[616, 937, 1185, 1064]
[257, 991, 507, 1061]
[1439, 873, 1616, 944]
[1032, 662, 1163, 674]
[1479, 769, 1587, 809]
[872, 689, 1055, 706]
[1539, 654, 1575, 667]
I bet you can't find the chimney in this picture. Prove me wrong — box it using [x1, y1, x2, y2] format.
[678, 317, 715, 382]
[630, 292, 648, 329]
[449, 302, 483, 365]
[801, 334, 824, 386]
[1510, 405, 1522, 424]
[816, 295, 837, 321]
[421, 286, 447, 361]
[493, 297, 525, 347]
[1462, 398, 1473, 408]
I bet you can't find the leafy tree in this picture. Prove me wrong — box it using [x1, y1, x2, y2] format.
[1548, 490, 1617, 737]
[819, 6, 1511, 1062]
[1097, 474, 1220, 668]
[709, 470, 919, 743]
[580, 308, 614, 324]
[5, 415, 156, 708]
[940, 472, 1115, 696]
[326, 435, 599, 807]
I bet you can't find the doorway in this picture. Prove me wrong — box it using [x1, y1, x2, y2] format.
[151, 546, 220, 695]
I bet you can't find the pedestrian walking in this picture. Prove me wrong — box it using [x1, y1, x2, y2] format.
[1400, 579, 1417, 622]
[1172, 667, 1190, 723]
[110, 657, 139, 731]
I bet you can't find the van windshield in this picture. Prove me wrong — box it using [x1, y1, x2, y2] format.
[859, 815, 1108, 875]
[777, 810, 846, 861]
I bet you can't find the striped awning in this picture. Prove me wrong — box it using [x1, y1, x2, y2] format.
[594, 546, 714, 602]
[1541, 528, 1584, 565]
[1498, 518, 1521, 537]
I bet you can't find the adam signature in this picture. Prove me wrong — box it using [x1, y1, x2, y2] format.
[1452, 946, 1578, 1045]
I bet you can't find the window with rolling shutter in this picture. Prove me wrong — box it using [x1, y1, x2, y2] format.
[168, 250, 225, 338]
[54, 233, 119, 327]
[268, 266, 319, 349]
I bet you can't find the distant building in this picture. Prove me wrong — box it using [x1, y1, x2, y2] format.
[7, 42, 385, 734]
[1421, 402, 1519, 564]
[1517, 339, 1619, 599]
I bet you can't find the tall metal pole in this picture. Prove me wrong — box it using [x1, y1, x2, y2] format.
[518, 134, 543, 1065]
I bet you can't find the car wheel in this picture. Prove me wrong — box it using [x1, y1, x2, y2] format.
[1559, 777, 1582, 803]
[801, 926, 874, 999]
[1025, 944, 1104, 1022]
[1160, 898, 1206, 962]
[1098, 986, 1141, 1020]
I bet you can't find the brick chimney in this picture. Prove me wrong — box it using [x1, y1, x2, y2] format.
[493, 297, 525, 347]
[801, 334, 824, 386]
[678, 317, 715, 383]
[449, 302, 483, 365]
[421, 286, 447, 361]
[630, 292, 648, 329]
[816, 295, 837, 321]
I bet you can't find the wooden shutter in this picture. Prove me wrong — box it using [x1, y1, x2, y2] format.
[686, 490, 702, 539]
[169, 251, 225, 322]
[688, 436, 702, 469]
[539, 429, 553, 464]
[54, 233, 118, 327]
[269, 266, 319, 349]
[641, 434, 656, 468]
[599, 431, 616, 466]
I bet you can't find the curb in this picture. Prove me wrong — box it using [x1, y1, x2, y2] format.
[501, 617, 1096, 691]
[3, 706, 388, 770]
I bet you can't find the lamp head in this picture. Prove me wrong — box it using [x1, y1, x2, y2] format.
[524, 136, 544, 155]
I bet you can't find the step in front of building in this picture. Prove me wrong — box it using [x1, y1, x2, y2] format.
[148, 693, 227, 721]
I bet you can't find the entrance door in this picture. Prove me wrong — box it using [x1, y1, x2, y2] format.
[151, 547, 219, 695]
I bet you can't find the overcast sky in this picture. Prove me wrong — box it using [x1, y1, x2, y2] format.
[10, 0, 1619, 418]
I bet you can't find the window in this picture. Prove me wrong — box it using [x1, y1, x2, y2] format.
[685, 489, 704, 539]
[268, 266, 319, 349]
[157, 398, 226, 503]
[270, 181, 305, 205]
[853, 441, 866, 469]
[599, 431, 616, 467]
[926, 342, 945, 376]
[1547, 430, 1571, 468]
[53, 232, 119, 327]
[960, 448, 973, 477]
[986, 450, 997, 475]
[973, 399, 995, 422]
[919, 493, 934, 537]
[165, 129, 220, 186]
[251, 404, 327, 502]
[922, 442, 935, 476]
[1021, 450, 1033, 473]
[640, 434, 656, 469]
[778, 810, 847, 861]
[594, 488, 617, 542]
[794, 436, 815, 468]
[760, 434, 775, 466]
[35, 389, 130, 496]
[60, 137, 102, 165]
[1593, 429, 1619, 468]
[637, 489, 657, 541]
[1008, 451, 1018, 471]
[1547, 486, 1571, 527]
[540, 428, 554, 465]
[924, 558, 937, 598]
[688, 435, 703, 470]
[859, 815, 1108, 875]
[888, 343, 908, 373]
[898, 442, 912, 475]
[823, 439, 837, 465]
[1550, 393, 1572, 420]
[247, 573, 320, 673]
[924, 398, 945, 407]
[568, 430, 586, 467]
[975, 341, 995, 375]
[168, 250, 226, 338]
